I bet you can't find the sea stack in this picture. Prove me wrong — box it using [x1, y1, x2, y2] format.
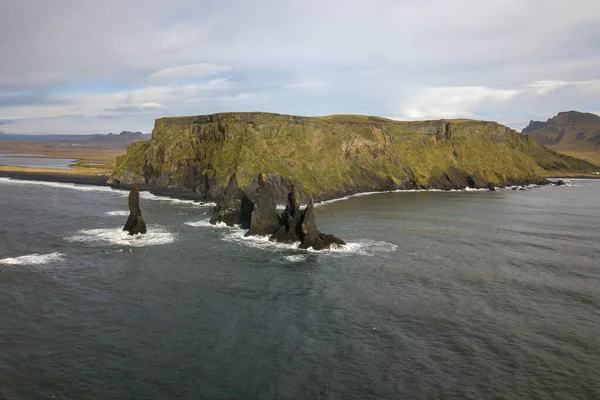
[246, 173, 280, 236]
[269, 184, 346, 250]
[123, 184, 147, 235]
[209, 174, 254, 229]
[212, 173, 346, 250]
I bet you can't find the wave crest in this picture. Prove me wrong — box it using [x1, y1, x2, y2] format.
[66, 226, 175, 247]
[0, 252, 64, 265]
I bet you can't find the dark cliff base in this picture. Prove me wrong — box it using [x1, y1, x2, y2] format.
[0, 171, 110, 186]
[0, 170, 560, 204]
[0, 170, 210, 202]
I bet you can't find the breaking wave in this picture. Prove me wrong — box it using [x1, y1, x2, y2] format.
[186, 219, 397, 257]
[0, 252, 65, 265]
[0, 177, 127, 195]
[139, 192, 215, 207]
[66, 225, 175, 247]
[184, 220, 230, 228]
[105, 210, 130, 216]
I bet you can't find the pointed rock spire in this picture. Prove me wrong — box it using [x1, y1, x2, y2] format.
[209, 174, 254, 228]
[123, 184, 147, 235]
[246, 173, 280, 236]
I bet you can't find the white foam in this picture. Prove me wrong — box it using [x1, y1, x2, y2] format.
[283, 255, 308, 262]
[66, 225, 174, 247]
[139, 191, 215, 207]
[105, 210, 130, 216]
[217, 225, 397, 256]
[0, 252, 64, 265]
[313, 187, 493, 207]
[185, 220, 230, 228]
[0, 177, 127, 195]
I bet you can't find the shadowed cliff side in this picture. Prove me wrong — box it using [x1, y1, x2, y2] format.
[110, 112, 596, 201]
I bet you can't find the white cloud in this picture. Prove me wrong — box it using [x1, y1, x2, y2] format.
[397, 86, 519, 120]
[282, 79, 328, 89]
[148, 63, 232, 84]
[0, 0, 599, 133]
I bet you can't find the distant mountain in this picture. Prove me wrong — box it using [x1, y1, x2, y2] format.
[86, 131, 151, 147]
[523, 111, 600, 147]
[0, 130, 151, 149]
[0, 133, 95, 141]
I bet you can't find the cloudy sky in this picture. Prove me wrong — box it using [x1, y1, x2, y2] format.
[1, 0, 599, 134]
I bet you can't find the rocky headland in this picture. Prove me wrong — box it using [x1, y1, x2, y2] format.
[109, 112, 596, 202]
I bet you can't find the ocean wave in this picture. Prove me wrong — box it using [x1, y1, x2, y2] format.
[66, 225, 175, 247]
[213, 224, 397, 257]
[0, 177, 127, 195]
[139, 191, 215, 207]
[105, 210, 130, 216]
[0, 252, 64, 265]
[184, 220, 230, 228]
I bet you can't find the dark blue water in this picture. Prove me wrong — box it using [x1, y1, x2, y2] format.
[0, 154, 77, 169]
[0, 178, 599, 399]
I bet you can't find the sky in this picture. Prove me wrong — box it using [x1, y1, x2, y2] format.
[1, 0, 599, 134]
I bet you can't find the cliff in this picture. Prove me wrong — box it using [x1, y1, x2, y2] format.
[109, 112, 595, 200]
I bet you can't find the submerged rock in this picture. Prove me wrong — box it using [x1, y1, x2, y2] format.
[246, 173, 280, 236]
[123, 184, 147, 235]
[209, 174, 254, 228]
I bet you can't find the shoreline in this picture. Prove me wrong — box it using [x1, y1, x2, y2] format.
[0, 170, 586, 206]
[0, 170, 210, 202]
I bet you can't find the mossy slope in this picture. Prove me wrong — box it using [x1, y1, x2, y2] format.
[111, 112, 595, 199]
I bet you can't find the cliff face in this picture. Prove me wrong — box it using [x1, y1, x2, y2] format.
[523, 111, 600, 147]
[110, 112, 594, 200]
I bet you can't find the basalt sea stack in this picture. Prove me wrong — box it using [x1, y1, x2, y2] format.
[209, 174, 254, 229]
[123, 184, 147, 235]
[211, 173, 345, 250]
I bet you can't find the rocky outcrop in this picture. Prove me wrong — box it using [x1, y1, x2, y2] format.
[268, 185, 345, 249]
[269, 185, 303, 243]
[209, 174, 254, 228]
[123, 184, 147, 235]
[296, 199, 346, 250]
[246, 173, 280, 236]
[213, 174, 345, 250]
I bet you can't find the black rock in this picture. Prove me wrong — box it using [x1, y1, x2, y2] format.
[209, 174, 254, 228]
[246, 173, 280, 236]
[488, 182, 496, 191]
[298, 199, 346, 250]
[123, 184, 147, 235]
[556, 180, 566, 186]
[466, 175, 477, 188]
[269, 185, 302, 243]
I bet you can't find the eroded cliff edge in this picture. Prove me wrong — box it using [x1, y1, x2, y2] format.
[109, 112, 595, 201]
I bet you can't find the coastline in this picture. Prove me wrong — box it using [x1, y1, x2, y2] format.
[0, 169, 581, 208]
[0, 170, 210, 202]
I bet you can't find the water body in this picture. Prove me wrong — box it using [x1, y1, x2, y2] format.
[0, 178, 598, 399]
[0, 153, 77, 169]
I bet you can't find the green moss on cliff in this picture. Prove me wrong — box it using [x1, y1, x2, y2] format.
[110, 112, 596, 198]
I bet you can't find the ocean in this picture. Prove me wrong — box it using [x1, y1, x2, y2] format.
[0, 177, 599, 399]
